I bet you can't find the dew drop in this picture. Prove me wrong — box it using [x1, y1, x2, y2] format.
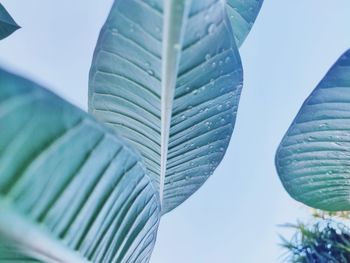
[174, 43, 181, 50]
[207, 23, 216, 34]
[111, 28, 119, 35]
[307, 136, 315, 142]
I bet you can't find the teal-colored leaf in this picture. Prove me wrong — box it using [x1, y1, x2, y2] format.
[226, 0, 263, 47]
[89, 0, 243, 213]
[0, 243, 39, 262]
[0, 3, 20, 40]
[276, 49, 350, 211]
[0, 68, 160, 262]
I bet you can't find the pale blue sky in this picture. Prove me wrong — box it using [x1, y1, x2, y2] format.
[0, 1, 350, 262]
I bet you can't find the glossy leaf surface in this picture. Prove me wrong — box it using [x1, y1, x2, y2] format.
[226, 0, 263, 47]
[89, 0, 243, 213]
[0, 69, 160, 262]
[276, 49, 350, 211]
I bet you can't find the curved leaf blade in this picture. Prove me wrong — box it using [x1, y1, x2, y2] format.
[89, 0, 243, 213]
[275, 49, 350, 211]
[0, 243, 39, 262]
[0, 69, 160, 262]
[0, 3, 20, 40]
[226, 0, 263, 47]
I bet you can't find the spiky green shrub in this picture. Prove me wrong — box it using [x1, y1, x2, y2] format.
[281, 220, 350, 263]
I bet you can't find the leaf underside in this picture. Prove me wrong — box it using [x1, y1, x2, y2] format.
[276, 49, 350, 211]
[89, 0, 243, 213]
[0, 3, 20, 40]
[226, 0, 263, 47]
[0, 243, 39, 262]
[0, 69, 160, 263]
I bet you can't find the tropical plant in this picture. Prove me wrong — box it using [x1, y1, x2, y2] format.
[0, 3, 20, 40]
[312, 210, 350, 221]
[275, 49, 350, 212]
[0, 69, 161, 262]
[0, 0, 262, 262]
[280, 219, 350, 262]
[88, 0, 262, 213]
[226, 0, 263, 47]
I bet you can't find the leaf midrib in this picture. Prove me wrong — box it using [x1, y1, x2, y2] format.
[159, 0, 192, 207]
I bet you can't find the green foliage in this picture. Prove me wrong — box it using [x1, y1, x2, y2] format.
[275, 49, 350, 211]
[88, 0, 244, 214]
[0, 3, 20, 40]
[281, 220, 350, 263]
[0, 68, 160, 262]
[312, 210, 350, 221]
[227, 0, 263, 47]
[0, 0, 263, 261]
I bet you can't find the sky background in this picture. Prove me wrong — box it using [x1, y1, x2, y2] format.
[1, 0, 350, 262]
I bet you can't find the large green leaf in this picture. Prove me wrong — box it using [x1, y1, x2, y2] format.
[276, 49, 350, 211]
[0, 3, 20, 40]
[0, 244, 38, 262]
[0, 242, 40, 262]
[89, 0, 243, 213]
[226, 0, 263, 47]
[0, 69, 160, 262]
